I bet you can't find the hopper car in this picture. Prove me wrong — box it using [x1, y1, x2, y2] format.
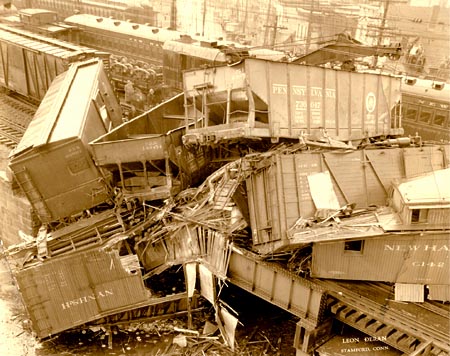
[400, 77, 450, 142]
[0, 23, 109, 103]
[182, 58, 404, 149]
[8, 59, 122, 225]
[90, 92, 210, 202]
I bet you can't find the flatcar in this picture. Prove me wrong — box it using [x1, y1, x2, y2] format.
[400, 77, 450, 142]
[0, 23, 109, 102]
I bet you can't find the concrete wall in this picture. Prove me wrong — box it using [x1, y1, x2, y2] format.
[0, 145, 40, 249]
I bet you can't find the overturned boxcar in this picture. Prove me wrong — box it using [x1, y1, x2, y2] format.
[182, 58, 403, 147]
[8, 59, 122, 224]
[0, 23, 109, 102]
[90, 93, 209, 201]
[245, 144, 450, 255]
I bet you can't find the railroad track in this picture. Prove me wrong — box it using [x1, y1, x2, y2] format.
[319, 279, 450, 355]
[0, 90, 37, 148]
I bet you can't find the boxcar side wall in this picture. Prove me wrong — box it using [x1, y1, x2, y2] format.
[14, 248, 149, 339]
[246, 145, 450, 252]
[311, 232, 450, 284]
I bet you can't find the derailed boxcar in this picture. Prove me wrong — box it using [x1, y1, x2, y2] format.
[0, 23, 108, 102]
[8, 59, 122, 224]
[245, 144, 450, 255]
[310, 168, 450, 292]
[13, 245, 150, 339]
[182, 58, 403, 146]
[90, 93, 209, 201]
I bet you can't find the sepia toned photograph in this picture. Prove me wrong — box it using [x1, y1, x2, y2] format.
[0, 0, 448, 355]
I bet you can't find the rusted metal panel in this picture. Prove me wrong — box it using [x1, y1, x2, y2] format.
[14, 248, 150, 339]
[254, 59, 402, 141]
[311, 232, 450, 285]
[227, 247, 325, 325]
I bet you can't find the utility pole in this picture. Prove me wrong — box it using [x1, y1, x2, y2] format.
[242, 0, 249, 36]
[202, 0, 207, 36]
[305, 0, 315, 53]
[263, 0, 272, 46]
[373, 0, 390, 67]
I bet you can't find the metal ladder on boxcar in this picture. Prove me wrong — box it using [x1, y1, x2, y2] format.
[13, 167, 52, 222]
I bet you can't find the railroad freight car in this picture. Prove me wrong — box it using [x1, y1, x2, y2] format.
[309, 169, 450, 300]
[90, 93, 209, 201]
[14, 0, 157, 24]
[182, 58, 404, 147]
[12, 241, 151, 339]
[244, 144, 450, 255]
[8, 59, 122, 224]
[163, 38, 286, 91]
[400, 77, 450, 142]
[0, 23, 108, 102]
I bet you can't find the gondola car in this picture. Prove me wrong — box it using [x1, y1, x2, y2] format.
[400, 77, 450, 142]
[0, 23, 109, 102]
[8, 59, 122, 225]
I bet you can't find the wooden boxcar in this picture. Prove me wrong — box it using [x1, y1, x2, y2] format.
[12, 244, 150, 339]
[8, 59, 122, 224]
[0, 23, 108, 102]
[90, 93, 209, 201]
[311, 168, 450, 288]
[311, 231, 449, 286]
[182, 58, 404, 146]
[245, 144, 450, 255]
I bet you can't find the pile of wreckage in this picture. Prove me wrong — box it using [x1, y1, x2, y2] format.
[3, 58, 449, 355]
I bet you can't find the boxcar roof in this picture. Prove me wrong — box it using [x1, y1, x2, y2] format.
[0, 24, 98, 57]
[396, 168, 450, 206]
[11, 60, 102, 156]
[64, 14, 184, 43]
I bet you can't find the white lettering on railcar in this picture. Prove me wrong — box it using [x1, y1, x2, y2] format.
[61, 289, 114, 310]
